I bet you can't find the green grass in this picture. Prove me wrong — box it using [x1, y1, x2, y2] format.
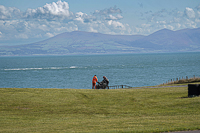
[0, 84, 200, 133]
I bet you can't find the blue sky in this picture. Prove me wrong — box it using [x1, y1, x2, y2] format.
[0, 0, 200, 45]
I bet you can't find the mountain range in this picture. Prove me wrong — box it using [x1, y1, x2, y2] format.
[1, 28, 200, 56]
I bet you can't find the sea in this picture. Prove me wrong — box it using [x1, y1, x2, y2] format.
[0, 52, 200, 89]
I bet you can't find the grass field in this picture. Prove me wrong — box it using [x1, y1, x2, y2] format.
[0, 83, 200, 133]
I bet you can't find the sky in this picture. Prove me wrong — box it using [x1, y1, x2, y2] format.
[0, 0, 200, 45]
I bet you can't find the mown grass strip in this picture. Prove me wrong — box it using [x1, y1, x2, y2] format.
[0, 85, 200, 133]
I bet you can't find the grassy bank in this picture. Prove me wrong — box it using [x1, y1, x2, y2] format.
[0, 84, 200, 133]
[163, 77, 200, 85]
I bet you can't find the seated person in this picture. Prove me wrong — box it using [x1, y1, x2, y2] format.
[101, 76, 109, 88]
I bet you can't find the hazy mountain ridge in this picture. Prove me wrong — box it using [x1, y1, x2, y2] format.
[0, 28, 200, 56]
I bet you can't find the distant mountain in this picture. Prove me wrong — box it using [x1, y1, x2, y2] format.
[0, 28, 200, 56]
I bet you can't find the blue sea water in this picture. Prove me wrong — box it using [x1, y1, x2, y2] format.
[0, 52, 200, 89]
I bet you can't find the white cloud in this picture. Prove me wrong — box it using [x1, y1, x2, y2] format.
[197, 11, 200, 18]
[184, 19, 196, 28]
[0, 31, 2, 38]
[107, 15, 117, 20]
[135, 5, 200, 35]
[0, 0, 200, 45]
[108, 20, 124, 29]
[116, 14, 123, 19]
[88, 27, 98, 33]
[106, 14, 123, 20]
[0, 5, 21, 20]
[0, 5, 11, 19]
[196, 4, 200, 10]
[15, 33, 28, 39]
[93, 6, 121, 16]
[184, 7, 195, 19]
[24, 0, 72, 20]
[74, 12, 95, 23]
[176, 23, 181, 29]
[45, 32, 54, 38]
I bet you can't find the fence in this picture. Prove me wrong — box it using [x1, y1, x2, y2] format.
[163, 75, 200, 85]
[108, 85, 132, 89]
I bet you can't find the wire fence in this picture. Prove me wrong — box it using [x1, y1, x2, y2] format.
[163, 75, 200, 85]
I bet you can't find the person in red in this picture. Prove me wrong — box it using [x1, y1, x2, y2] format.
[92, 75, 98, 89]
